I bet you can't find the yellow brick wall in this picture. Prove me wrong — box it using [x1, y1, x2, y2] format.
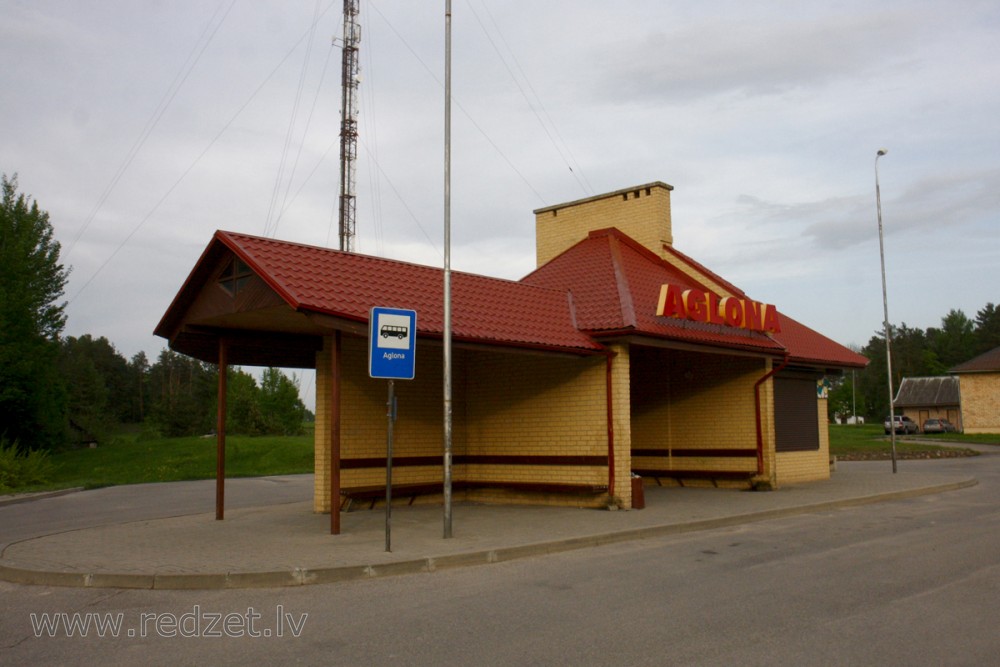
[314, 335, 615, 511]
[630, 346, 768, 488]
[534, 182, 673, 266]
[314, 335, 459, 512]
[463, 348, 614, 508]
[959, 373, 1000, 434]
[775, 396, 831, 484]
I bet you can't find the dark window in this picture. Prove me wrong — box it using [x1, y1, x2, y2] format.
[774, 376, 820, 452]
[218, 258, 252, 296]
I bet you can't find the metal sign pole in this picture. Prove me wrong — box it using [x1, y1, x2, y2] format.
[385, 379, 395, 552]
[442, 0, 454, 539]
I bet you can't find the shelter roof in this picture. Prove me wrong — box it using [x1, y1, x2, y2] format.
[155, 231, 604, 358]
[156, 227, 867, 370]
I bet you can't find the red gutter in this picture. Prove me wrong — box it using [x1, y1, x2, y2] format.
[605, 349, 616, 499]
[753, 354, 790, 476]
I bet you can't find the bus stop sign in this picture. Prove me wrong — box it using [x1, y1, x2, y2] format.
[368, 307, 417, 380]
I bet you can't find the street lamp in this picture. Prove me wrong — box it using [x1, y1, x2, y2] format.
[875, 148, 898, 473]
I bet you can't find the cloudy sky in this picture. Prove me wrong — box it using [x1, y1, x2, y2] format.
[4, 0, 999, 395]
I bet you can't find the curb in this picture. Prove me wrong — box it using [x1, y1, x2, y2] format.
[0, 477, 978, 591]
[0, 487, 83, 507]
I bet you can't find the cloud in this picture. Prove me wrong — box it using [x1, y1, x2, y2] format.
[591, 9, 926, 105]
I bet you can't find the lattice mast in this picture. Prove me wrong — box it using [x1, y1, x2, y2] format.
[338, 0, 361, 252]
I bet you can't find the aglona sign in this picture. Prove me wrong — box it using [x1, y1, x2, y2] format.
[656, 284, 781, 333]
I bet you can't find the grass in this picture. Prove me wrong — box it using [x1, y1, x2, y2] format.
[829, 423, 993, 459]
[17, 427, 315, 493]
[5, 422, 997, 495]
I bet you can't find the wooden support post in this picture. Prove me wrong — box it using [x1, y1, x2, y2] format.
[216, 338, 227, 521]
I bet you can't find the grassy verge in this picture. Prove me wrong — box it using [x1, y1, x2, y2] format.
[14, 428, 314, 493]
[829, 423, 991, 460]
[6, 422, 996, 495]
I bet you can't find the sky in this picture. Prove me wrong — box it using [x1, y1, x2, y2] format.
[3, 0, 999, 404]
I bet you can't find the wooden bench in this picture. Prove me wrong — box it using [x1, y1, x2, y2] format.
[632, 469, 757, 488]
[632, 447, 759, 488]
[340, 483, 446, 511]
[340, 480, 609, 511]
[338, 454, 610, 509]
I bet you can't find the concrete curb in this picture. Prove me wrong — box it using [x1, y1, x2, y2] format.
[0, 477, 977, 591]
[0, 487, 84, 507]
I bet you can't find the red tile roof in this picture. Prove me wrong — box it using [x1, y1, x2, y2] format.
[950, 345, 1000, 373]
[522, 228, 867, 368]
[158, 227, 867, 368]
[168, 231, 604, 354]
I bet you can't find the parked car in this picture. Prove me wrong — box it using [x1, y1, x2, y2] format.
[884, 415, 919, 435]
[922, 418, 957, 434]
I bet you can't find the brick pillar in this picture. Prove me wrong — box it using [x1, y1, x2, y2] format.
[608, 342, 633, 508]
[757, 358, 778, 486]
[313, 335, 339, 514]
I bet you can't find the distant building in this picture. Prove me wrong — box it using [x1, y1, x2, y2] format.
[950, 346, 1000, 434]
[893, 376, 962, 431]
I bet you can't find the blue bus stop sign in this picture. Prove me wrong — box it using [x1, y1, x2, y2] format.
[368, 307, 417, 380]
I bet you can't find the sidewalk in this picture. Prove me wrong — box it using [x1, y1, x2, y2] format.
[0, 462, 978, 590]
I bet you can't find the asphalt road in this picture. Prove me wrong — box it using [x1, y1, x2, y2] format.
[2, 454, 998, 666]
[0, 475, 313, 551]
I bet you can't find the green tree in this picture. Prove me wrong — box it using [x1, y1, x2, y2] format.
[227, 368, 266, 435]
[974, 303, 1000, 356]
[60, 335, 132, 427]
[129, 351, 150, 423]
[259, 368, 306, 435]
[147, 349, 216, 436]
[926, 309, 976, 370]
[59, 339, 110, 443]
[0, 173, 70, 449]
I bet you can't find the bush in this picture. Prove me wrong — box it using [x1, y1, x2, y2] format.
[0, 437, 54, 493]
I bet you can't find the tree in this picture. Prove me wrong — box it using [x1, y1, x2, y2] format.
[227, 368, 266, 435]
[974, 303, 1000, 355]
[926, 309, 976, 370]
[147, 349, 216, 437]
[59, 339, 110, 443]
[129, 351, 150, 423]
[0, 173, 70, 449]
[259, 368, 306, 435]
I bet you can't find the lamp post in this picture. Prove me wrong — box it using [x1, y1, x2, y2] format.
[875, 148, 898, 473]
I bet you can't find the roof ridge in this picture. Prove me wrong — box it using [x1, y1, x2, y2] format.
[606, 232, 637, 329]
[660, 243, 747, 298]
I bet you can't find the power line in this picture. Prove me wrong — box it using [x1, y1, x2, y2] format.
[472, 0, 594, 196]
[264, 0, 323, 238]
[66, 0, 238, 259]
[70, 1, 340, 303]
[367, 0, 546, 205]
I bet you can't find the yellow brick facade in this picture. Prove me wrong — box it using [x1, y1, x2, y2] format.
[630, 346, 772, 488]
[314, 336, 619, 512]
[958, 373, 1000, 434]
[309, 181, 840, 514]
[535, 182, 673, 266]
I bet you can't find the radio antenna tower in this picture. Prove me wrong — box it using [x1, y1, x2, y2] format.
[337, 0, 361, 252]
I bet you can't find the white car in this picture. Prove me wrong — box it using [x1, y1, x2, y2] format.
[884, 415, 919, 435]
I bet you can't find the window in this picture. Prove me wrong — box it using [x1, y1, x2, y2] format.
[774, 375, 820, 452]
[218, 258, 252, 296]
